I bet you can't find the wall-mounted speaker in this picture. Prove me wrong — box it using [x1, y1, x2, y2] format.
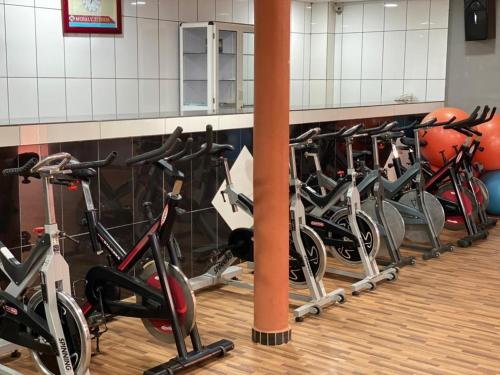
[464, 0, 490, 40]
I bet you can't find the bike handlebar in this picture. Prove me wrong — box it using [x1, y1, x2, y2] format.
[394, 119, 419, 132]
[290, 128, 321, 144]
[2, 157, 39, 177]
[167, 137, 193, 162]
[362, 121, 397, 136]
[126, 126, 183, 166]
[67, 151, 117, 171]
[178, 125, 213, 162]
[341, 123, 364, 138]
[311, 127, 346, 141]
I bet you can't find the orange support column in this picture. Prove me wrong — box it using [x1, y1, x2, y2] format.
[252, 0, 292, 346]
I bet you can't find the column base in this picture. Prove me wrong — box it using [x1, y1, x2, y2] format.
[251, 327, 292, 346]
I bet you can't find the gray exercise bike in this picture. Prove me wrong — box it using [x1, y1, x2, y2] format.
[0, 154, 92, 375]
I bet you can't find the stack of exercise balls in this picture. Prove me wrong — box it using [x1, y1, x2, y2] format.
[419, 107, 500, 216]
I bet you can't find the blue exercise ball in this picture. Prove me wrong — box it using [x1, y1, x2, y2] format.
[481, 171, 500, 215]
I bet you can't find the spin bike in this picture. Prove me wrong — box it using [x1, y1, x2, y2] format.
[185, 128, 345, 321]
[56, 127, 233, 374]
[421, 106, 495, 247]
[0, 155, 91, 375]
[302, 122, 414, 268]
[364, 118, 454, 259]
[298, 125, 399, 294]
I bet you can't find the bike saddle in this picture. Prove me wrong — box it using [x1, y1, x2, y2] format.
[400, 137, 428, 147]
[302, 185, 337, 208]
[209, 143, 235, 156]
[0, 235, 51, 285]
[353, 150, 372, 159]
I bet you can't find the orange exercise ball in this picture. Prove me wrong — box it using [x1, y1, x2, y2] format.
[473, 114, 500, 171]
[419, 107, 469, 167]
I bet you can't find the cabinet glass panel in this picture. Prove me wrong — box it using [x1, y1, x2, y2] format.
[243, 32, 254, 108]
[182, 27, 209, 110]
[218, 30, 237, 109]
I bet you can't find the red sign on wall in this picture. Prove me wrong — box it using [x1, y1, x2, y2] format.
[62, 0, 122, 34]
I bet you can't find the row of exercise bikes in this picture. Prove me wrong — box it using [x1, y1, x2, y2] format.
[0, 105, 496, 374]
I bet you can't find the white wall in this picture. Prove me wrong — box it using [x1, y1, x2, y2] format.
[0, 0, 256, 125]
[0, 0, 449, 126]
[289, 0, 450, 108]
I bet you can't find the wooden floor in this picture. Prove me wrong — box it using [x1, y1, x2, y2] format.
[4, 227, 500, 374]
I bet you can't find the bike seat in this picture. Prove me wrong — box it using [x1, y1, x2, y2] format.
[353, 150, 372, 159]
[0, 235, 51, 285]
[209, 143, 235, 156]
[401, 137, 428, 148]
[302, 185, 335, 208]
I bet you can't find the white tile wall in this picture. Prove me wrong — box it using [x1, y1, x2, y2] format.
[381, 31, 405, 80]
[310, 34, 327, 79]
[0, 78, 8, 123]
[116, 79, 139, 119]
[216, 0, 233, 22]
[137, 0, 159, 19]
[5, 5, 37, 77]
[198, 0, 216, 22]
[324, 0, 449, 107]
[291, 1, 305, 33]
[426, 79, 445, 101]
[0, 0, 447, 125]
[138, 18, 159, 79]
[159, 0, 178, 20]
[92, 79, 116, 120]
[35, 8, 64, 77]
[160, 79, 180, 113]
[0, 7, 6, 77]
[363, 2, 384, 32]
[139, 79, 160, 118]
[404, 79, 427, 100]
[430, 0, 449, 28]
[311, 2, 328, 34]
[291, 33, 304, 80]
[159, 21, 179, 79]
[66, 79, 92, 121]
[309, 80, 326, 107]
[115, 17, 138, 79]
[427, 28, 448, 79]
[361, 32, 383, 79]
[407, 0, 430, 29]
[342, 3, 363, 33]
[38, 78, 66, 123]
[65, 36, 91, 78]
[8, 78, 38, 124]
[91, 36, 115, 78]
[382, 79, 404, 102]
[361, 80, 382, 104]
[341, 80, 361, 106]
[233, 0, 249, 24]
[180, 0, 197, 22]
[341, 33, 362, 80]
[384, 0, 407, 31]
[404, 30, 429, 79]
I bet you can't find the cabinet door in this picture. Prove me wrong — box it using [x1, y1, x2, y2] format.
[217, 29, 237, 110]
[181, 24, 214, 111]
[242, 32, 254, 108]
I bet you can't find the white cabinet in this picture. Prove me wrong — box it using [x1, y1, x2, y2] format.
[180, 22, 254, 112]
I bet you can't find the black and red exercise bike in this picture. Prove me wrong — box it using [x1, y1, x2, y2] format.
[52, 126, 234, 374]
[416, 106, 496, 247]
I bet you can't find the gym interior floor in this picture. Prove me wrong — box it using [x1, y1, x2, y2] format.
[4, 227, 500, 375]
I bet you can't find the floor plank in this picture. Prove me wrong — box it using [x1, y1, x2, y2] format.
[3, 226, 500, 374]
